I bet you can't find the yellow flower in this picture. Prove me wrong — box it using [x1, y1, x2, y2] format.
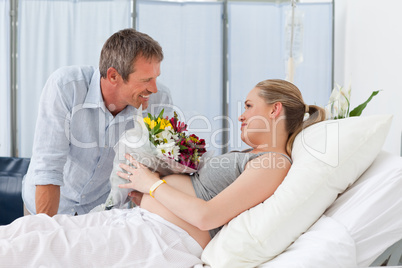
[144, 117, 157, 129]
[143, 117, 151, 126]
[189, 136, 199, 143]
[159, 118, 172, 130]
[150, 120, 157, 129]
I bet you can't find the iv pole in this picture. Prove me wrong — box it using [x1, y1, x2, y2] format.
[287, 0, 296, 83]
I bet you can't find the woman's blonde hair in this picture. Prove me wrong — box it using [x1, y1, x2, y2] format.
[256, 79, 326, 156]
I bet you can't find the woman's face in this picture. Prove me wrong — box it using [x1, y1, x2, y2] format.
[238, 87, 274, 148]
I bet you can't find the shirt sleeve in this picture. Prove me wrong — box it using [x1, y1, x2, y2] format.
[30, 71, 72, 187]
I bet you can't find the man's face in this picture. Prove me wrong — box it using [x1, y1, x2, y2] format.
[119, 56, 161, 109]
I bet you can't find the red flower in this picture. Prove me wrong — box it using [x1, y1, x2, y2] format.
[152, 111, 208, 170]
[170, 112, 188, 133]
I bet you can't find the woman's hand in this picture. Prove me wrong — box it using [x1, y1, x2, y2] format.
[118, 154, 160, 194]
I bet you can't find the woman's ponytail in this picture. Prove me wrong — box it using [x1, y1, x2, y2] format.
[256, 79, 326, 157]
[286, 104, 326, 156]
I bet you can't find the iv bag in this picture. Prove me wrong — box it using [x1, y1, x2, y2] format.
[285, 7, 304, 65]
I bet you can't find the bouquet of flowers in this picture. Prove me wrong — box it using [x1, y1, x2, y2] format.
[90, 107, 207, 212]
[325, 83, 380, 120]
[144, 110, 206, 171]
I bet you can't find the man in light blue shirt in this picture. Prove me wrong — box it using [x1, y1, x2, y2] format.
[22, 29, 173, 216]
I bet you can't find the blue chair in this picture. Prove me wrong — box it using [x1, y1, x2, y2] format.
[0, 157, 30, 225]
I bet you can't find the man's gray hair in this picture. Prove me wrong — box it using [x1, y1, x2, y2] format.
[99, 28, 163, 81]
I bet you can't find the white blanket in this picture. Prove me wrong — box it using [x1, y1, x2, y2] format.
[0, 207, 203, 267]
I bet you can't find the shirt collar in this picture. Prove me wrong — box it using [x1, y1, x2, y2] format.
[82, 68, 104, 110]
[82, 68, 137, 120]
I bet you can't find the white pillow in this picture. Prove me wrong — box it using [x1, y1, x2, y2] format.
[201, 114, 393, 268]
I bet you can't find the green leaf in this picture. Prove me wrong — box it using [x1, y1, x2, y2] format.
[349, 90, 380, 117]
[153, 128, 164, 135]
[157, 109, 165, 119]
[179, 145, 188, 150]
[150, 121, 162, 135]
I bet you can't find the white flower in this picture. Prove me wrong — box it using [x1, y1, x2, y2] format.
[326, 83, 351, 119]
[328, 84, 341, 103]
[339, 85, 351, 113]
[156, 141, 180, 161]
[154, 127, 178, 144]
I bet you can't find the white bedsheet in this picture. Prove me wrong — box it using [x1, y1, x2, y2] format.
[325, 150, 402, 266]
[258, 215, 357, 268]
[0, 207, 203, 267]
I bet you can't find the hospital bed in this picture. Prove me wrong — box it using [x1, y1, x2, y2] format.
[1, 115, 401, 267]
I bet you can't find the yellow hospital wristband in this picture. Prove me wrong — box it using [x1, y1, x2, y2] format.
[149, 179, 166, 198]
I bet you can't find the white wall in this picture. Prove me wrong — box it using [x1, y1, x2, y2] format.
[334, 0, 402, 156]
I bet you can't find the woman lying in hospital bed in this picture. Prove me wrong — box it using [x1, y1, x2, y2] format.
[1, 78, 399, 267]
[0, 79, 326, 267]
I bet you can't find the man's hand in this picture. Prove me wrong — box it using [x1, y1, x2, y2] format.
[35, 185, 60, 217]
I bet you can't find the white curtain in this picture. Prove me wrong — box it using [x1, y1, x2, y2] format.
[18, 0, 131, 157]
[228, 2, 333, 151]
[136, 1, 224, 154]
[137, 1, 333, 153]
[335, 0, 402, 156]
[15, 0, 333, 156]
[0, 0, 10, 156]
